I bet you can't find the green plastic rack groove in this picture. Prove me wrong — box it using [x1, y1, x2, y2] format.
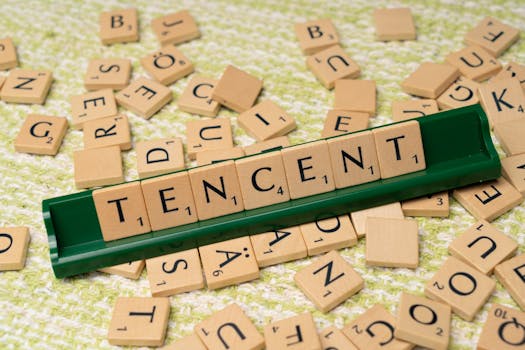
[43, 104, 501, 278]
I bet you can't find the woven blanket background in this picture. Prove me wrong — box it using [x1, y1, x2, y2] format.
[0, 0, 524, 349]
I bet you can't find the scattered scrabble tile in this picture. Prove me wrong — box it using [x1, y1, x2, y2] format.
[320, 326, 358, 350]
[321, 110, 369, 138]
[445, 46, 501, 81]
[186, 118, 233, 160]
[294, 19, 339, 55]
[373, 8, 416, 41]
[494, 254, 525, 310]
[424, 256, 496, 321]
[98, 260, 145, 279]
[264, 312, 322, 349]
[491, 61, 525, 91]
[199, 236, 259, 290]
[501, 153, 525, 194]
[146, 249, 204, 296]
[250, 226, 307, 267]
[116, 77, 173, 119]
[464, 16, 520, 57]
[141, 45, 194, 85]
[93, 181, 151, 241]
[108, 297, 170, 347]
[14, 114, 68, 156]
[401, 62, 460, 99]
[437, 76, 481, 110]
[306, 45, 360, 89]
[83, 114, 131, 150]
[478, 78, 525, 127]
[99, 8, 139, 45]
[391, 99, 439, 122]
[477, 303, 525, 350]
[70, 89, 118, 129]
[177, 76, 220, 117]
[151, 10, 200, 46]
[136, 138, 185, 178]
[238, 100, 296, 141]
[195, 304, 264, 350]
[244, 136, 290, 155]
[0, 76, 5, 90]
[0, 69, 52, 104]
[0, 226, 30, 271]
[211, 65, 263, 113]
[299, 215, 357, 256]
[453, 177, 523, 221]
[493, 118, 525, 156]
[197, 147, 245, 166]
[84, 58, 131, 91]
[162, 334, 207, 350]
[0, 37, 17, 70]
[401, 192, 449, 217]
[350, 202, 404, 238]
[73, 146, 123, 189]
[334, 79, 376, 116]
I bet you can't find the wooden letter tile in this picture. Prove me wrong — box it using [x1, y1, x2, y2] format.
[373, 8, 416, 41]
[196, 147, 245, 166]
[0, 76, 5, 91]
[0, 227, 30, 271]
[464, 17, 520, 57]
[401, 191, 449, 217]
[437, 76, 481, 110]
[163, 334, 207, 350]
[494, 118, 525, 156]
[100, 8, 139, 45]
[479, 78, 525, 127]
[238, 100, 296, 141]
[494, 254, 525, 310]
[321, 110, 369, 138]
[350, 202, 404, 238]
[151, 10, 200, 46]
[299, 215, 357, 256]
[14, 114, 67, 156]
[211, 65, 263, 113]
[83, 114, 131, 150]
[445, 46, 501, 81]
[306, 45, 360, 89]
[401, 62, 460, 99]
[84, 58, 131, 91]
[73, 146, 123, 188]
[491, 61, 525, 91]
[478, 304, 525, 350]
[186, 118, 233, 160]
[294, 19, 339, 55]
[98, 260, 145, 279]
[178, 76, 220, 117]
[391, 99, 439, 122]
[136, 138, 185, 178]
[334, 79, 376, 116]
[116, 77, 172, 119]
[70, 88, 118, 129]
[0, 37, 17, 70]
[264, 312, 322, 350]
[244, 136, 290, 155]
[141, 45, 194, 85]
[0, 69, 52, 104]
[501, 153, 525, 195]
[320, 326, 358, 350]
[250, 226, 307, 267]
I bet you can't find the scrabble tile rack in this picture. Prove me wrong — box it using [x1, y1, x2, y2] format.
[43, 104, 500, 278]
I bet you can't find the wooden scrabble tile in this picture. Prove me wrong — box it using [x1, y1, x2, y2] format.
[449, 220, 518, 275]
[395, 292, 451, 350]
[391, 99, 439, 122]
[0, 76, 5, 91]
[334, 79, 376, 116]
[281, 140, 335, 199]
[491, 61, 525, 91]
[401, 192, 449, 217]
[177, 76, 220, 117]
[93, 181, 151, 242]
[264, 312, 321, 350]
[373, 8, 416, 41]
[186, 118, 233, 160]
[238, 100, 296, 141]
[401, 62, 460, 99]
[0, 227, 30, 271]
[295, 250, 363, 313]
[327, 130, 380, 188]
[350, 202, 404, 238]
[445, 46, 501, 82]
[99, 8, 139, 45]
[250, 226, 307, 267]
[73, 146, 123, 188]
[501, 154, 525, 195]
[70, 88, 118, 129]
[494, 254, 525, 310]
[320, 326, 358, 350]
[453, 177, 523, 222]
[321, 110, 369, 138]
[464, 16, 520, 57]
[373, 120, 426, 178]
[294, 19, 339, 55]
[195, 304, 264, 350]
[478, 303, 525, 350]
[116, 77, 173, 119]
[306, 45, 360, 89]
[211, 65, 263, 113]
[197, 147, 245, 166]
[198, 236, 259, 290]
[299, 215, 358, 256]
[98, 260, 145, 280]
[235, 151, 290, 210]
[146, 249, 204, 296]
[342, 304, 414, 350]
[478, 78, 525, 127]
[424, 256, 496, 321]
[14, 114, 68, 156]
[136, 138, 185, 179]
[84, 58, 131, 91]
[189, 160, 244, 221]
[108, 297, 170, 347]
[0, 37, 17, 70]
[437, 76, 481, 110]
[141, 45, 194, 86]
[494, 118, 525, 156]
[141, 171, 198, 231]
[163, 334, 207, 350]
[83, 114, 131, 150]
[244, 136, 290, 155]
[151, 10, 200, 46]
[0, 69, 52, 104]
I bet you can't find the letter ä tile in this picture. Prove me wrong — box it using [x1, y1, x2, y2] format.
[477, 303, 525, 350]
[14, 114, 68, 156]
[136, 138, 185, 179]
[0, 69, 53, 104]
[99, 8, 139, 45]
[116, 77, 173, 119]
[264, 312, 322, 349]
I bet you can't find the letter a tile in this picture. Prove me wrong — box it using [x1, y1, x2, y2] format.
[477, 303, 525, 350]
[250, 226, 307, 267]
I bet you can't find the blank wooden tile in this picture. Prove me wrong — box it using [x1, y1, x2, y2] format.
[453, 177, 523, 222]
[401, 62, 460, 99]
[141, 45, 194, 85]
[264, 313, 321, 350]
[395, 292, 451, 350]
[93, 182, 151, 242]
[320, 326, 358, 350]
[14, 114, 68, 156]
[501, 154, 525, 195]
[108, 297, 170, 347]
[136, 138, 185, 179]
[0, 227, 30, 271]
[0, 37, 17, 70]
[445, 46, 501, 81]
[334, 80, 376, 116]
[464, 17, 520, 57]
[391, 99, 439, 122]
[186, 118, 233, 160]
[250, 226, 307, 267]
[478, 303, 525, 350]
[437, 76, 481, 110]
[373, 8, 416, 41]
[244, 136, 290, 155]
[294, 19, 339, 55]
[73, 146, 123, 189]
[424, 256, 496, 321]
[211, 65, 263, 113]
[146, 249, 204, 296]
[238, 100, 296, 141]
[494, 254, 525, 310]
[100, 8, 139, 45]
[0, 69, 52, 104]
[70, 88, 118, 129]
[189, 160, 244, 221]
[491, 61, 525, 91]
[195, 304, 264, 350]
[151, 10, 200, 46]
[163, 334, 207, 350]
[299, 215, 358, 256]
[321, 110, 369, 138]
[401, 192, 449, 217]
[197, 147, 244, 166]
[306, 45, 360, 89]
[83, 114, 131, 150]
[198, 236, 259, 290]
[350, 202, 404, 238]
[494, 118, 525, 156]
[84, 58, 131, 91]
[178, 76, 220, 117]
[98, 260, 145, 280]
[116, 77, 172, 119]
[478, 78, 525, 127]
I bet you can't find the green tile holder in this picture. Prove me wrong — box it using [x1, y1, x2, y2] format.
[43, 104, 501, 278]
